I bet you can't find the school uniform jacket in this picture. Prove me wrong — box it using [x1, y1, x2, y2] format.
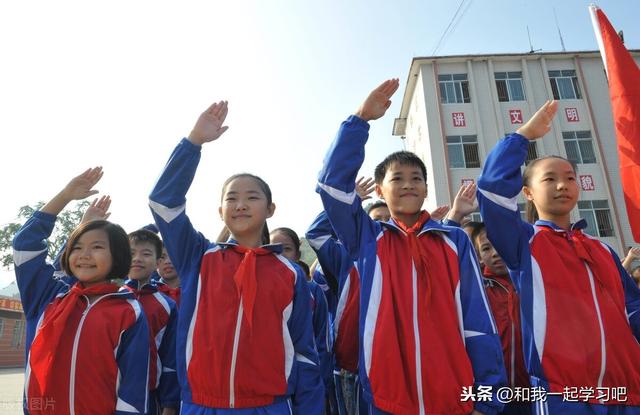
[13, 211, 150, 415]
[317, 115, 506, 415]
[307, 211, 360, 374]
[308, 279, 333, 388]
[123, 279, 180, 408]
[149, 138, 323, 414]
[482, 269, 529, 390]
[478, 132, 640, 405]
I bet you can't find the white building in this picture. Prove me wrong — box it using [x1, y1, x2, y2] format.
[392, 50, 640, 255]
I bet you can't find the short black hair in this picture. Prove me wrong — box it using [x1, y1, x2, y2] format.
[365, 200, 388, 214]
[374, 151, 427, 184]
[468, 222, 487, 251]
[128, 229, 163, 258]
[62, 220, 132, 281]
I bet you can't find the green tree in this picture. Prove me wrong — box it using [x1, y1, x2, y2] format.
[0, 200, 90, 269]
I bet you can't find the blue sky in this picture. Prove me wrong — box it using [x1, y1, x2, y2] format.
[0, 0, 638, 286]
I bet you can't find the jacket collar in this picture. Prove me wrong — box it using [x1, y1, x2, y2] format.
[381, 213, 453, 236]
[218, 239, 284, 254]
[534, 218, 588, 233]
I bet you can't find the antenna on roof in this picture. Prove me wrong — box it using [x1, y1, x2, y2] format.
[527, 26, 542, 54]
[553, 7, 566, 52]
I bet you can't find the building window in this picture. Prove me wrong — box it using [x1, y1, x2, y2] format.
[0, 319, 4, 338]
[439, 74, 471, 104]
[579, 200, 614, 237]
[526, 141, 539, 165]
[563, 131, 596, 164]
[446, 135, 480, 168]
[469, 212, 482, 223]
[548, 70, 582, 100]
[495, 71, 526, 102]
[11, 320, 24, 348]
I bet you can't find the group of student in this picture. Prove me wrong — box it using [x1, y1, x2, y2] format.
[12, 78, 640, 415]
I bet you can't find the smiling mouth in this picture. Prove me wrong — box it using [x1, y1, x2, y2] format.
[400, 193, 418, 198]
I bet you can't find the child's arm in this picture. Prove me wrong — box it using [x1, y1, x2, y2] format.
[607, 247, 640, 340]
[317, 80, 398, 259]
[288, 268, 324, 414]
[454, 230, 506, 415]
[305, 211, 355, 290]
[157, 297, 180, 410]
[13, 167, 103, 319]
[477, 101, 557, 268]
[115, 302, 151, 415]
[149, 101, 229, 279]
[310, 283, 332, 388]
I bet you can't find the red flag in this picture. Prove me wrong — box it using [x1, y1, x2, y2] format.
[590, 5, 640, 242]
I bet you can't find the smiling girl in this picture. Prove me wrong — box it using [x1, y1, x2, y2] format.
[149, 101, 323, 414]
[13, 167, 150, 415]
[478, 101, 640, 414]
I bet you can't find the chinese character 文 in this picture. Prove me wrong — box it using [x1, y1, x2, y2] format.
[509, 109, 523, 124]
[452, 112, 466, 127]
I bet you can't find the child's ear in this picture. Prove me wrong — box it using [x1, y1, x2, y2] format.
[218, 206, 223, 220]
[375, 183, 384, 199]
[267, 203, 276, 218]
[522, 186, 534, 201]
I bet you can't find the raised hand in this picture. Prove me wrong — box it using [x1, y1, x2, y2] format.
[446, 182, 478, 223]
[430, 205, 450, 221]
[42, 167, 104, 216]
[516, 100, 558, 140]
[188, 100, 230, 145]
[81, 195, 112, 224]
[355, 79, 400, 122]
[356, 177, 375, 201]
[62, 167, 103, 201]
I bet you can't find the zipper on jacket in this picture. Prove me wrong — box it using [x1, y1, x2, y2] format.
[229, 301, 244, 408]
[584, 264, 607, 393]
[411, 262, 426, 415]
[69, 295, 114, 415]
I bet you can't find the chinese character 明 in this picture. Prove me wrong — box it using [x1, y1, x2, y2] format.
[565, 108, 579, 122]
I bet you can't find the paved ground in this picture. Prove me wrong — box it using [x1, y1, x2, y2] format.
[0, 367, 24, 415]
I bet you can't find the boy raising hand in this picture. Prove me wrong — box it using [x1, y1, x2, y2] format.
[317, 80, 506, 415]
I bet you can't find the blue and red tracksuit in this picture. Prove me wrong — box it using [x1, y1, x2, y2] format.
[149, 138, 324, 414]
[312, 267, 338, 321]
[317, 115, 506, 415]
[478, 132, 640, 414]
[13, 211, 150, 415]
[309, 278, 335, 413]
[307, 211, 366, 415]
[123, 279, 180, 413]
[483, 269, 531, 415]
